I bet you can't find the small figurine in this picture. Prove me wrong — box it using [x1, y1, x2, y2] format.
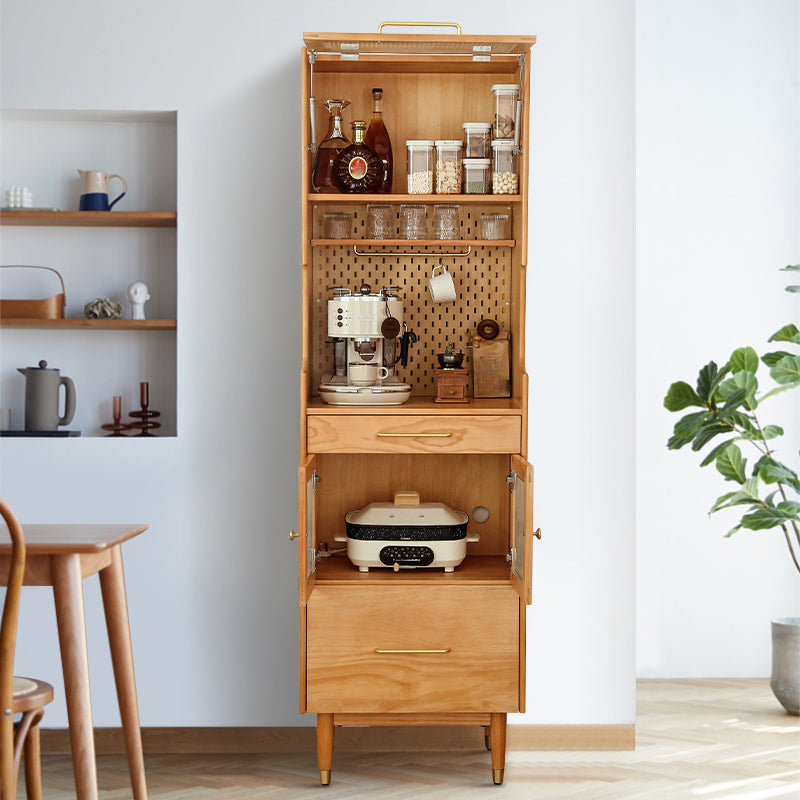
[127, 281, 150, 320]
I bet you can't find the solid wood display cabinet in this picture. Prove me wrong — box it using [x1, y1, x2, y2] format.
[296, 28, 537, 786]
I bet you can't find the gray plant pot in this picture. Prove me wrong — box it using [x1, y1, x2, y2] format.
[771, 617, 800, 715]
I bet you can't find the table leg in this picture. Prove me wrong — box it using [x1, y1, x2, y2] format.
[51, 554, 98, 800]
[98, 545, 147, 800]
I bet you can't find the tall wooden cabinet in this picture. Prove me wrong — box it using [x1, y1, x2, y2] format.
[296, 28, 537, 786]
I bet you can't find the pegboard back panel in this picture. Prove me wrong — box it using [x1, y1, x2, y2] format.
[310, 233, 515, 397]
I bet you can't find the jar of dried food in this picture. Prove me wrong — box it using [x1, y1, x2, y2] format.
[406, 140, 434, 194]
[365, 203, 394, 239]
[434, 140, 463, 194]
[480, 212, 510, 240]
[462, 122, 491, 158]
[399, 203, 428, 239]
[491, 140, 518, 195]
[432, 204, 460, 239]
[491, 84, 519, 139]
[323, 212, 353, 238]
[463, 158, 491, 194]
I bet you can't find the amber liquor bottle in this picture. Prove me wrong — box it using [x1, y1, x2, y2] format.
[364, 87, 393, 193]
[333, 121, 383, 193]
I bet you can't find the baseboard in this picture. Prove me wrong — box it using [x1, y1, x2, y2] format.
[41, 724, 635, 755]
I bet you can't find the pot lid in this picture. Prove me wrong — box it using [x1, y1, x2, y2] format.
[346, 491, 468, 527]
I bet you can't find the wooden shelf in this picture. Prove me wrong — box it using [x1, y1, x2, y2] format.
[0, 210, 177, 227]
[306, 396, 522, 415]
[0, 318, 176, 330]
[311, 238, 514, 247]
[307, 193, 520, 204]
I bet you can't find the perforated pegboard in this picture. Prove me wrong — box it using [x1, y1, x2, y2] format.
[310, 204, 514, 396]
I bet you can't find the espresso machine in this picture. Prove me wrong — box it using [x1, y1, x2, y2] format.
[319, 283, 415, 405]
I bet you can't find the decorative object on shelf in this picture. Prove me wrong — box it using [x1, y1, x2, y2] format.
[364, 88, 393, 193]
[471, 319, 511, 398]
[4, 185, 33, 208]
[127, 281, 150, 320]
[17, 359, 76, 431]
[312, 99, 350, 193]
[0, 264, 66, 319]
[128, 381, 160, 435]
[323, 212, 352, 239]
[77, 169, 127, 211]
[365, 203, 393, 239]
[0, 408, 10, 431]
[428, 262, 457, 303]
[332, 121, 383, 193]
[84, 297, 123, 319]
[432, 204, 460, 239]
[398, 203, 427, 239]
[436, 341, 465, 369]
[433, 367, 469, 404]
[101, 395, 131, 437]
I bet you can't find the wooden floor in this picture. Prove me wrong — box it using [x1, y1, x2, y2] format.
[24, 680, 800, 799]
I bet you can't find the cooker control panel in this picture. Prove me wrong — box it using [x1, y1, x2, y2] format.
[379, 545, 434, 567]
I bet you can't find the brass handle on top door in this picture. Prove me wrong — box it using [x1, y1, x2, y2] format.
[289, 530, 299, 541]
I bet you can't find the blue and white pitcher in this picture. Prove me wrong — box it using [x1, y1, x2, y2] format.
[78, 169, 127, 211]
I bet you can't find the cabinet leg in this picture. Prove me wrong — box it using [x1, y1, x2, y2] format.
[489, 712, 506, 785]
[316, 713, 334, 785]
[483, 725, 491, 751]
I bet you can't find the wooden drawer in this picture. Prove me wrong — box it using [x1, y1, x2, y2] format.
[307, 415, 521, 454]
[306, 585, 519, 713]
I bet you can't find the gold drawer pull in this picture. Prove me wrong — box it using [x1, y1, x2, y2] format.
[376, 432, 453, 438]
[375, 648, 451, 654]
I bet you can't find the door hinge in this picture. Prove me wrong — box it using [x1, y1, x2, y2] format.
[506, 470, 518, 489]
[340, 42, 359, 60]
[472, 44, 491, 62]
[313, 470, 320, 490]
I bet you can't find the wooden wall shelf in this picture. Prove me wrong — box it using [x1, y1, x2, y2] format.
[311, 238, 514, 247]
[0, 318, 176, 330]
[0, 210, 177, 227]
[308, 194, 521, 204]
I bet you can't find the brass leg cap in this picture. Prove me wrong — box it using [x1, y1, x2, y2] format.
[319, 769, 331, 785]
[493, 768, 504, 785]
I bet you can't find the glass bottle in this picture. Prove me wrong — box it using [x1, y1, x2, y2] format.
[311, 99, 350, 193]
[364, 87, 393, 193]
[332, 121, 383, 193]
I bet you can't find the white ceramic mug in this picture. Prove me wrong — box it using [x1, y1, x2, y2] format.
[349, 363, 389, 385]
[428, 265, 457, 302]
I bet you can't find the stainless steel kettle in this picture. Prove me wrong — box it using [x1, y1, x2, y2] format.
[17, 360, 76, 431]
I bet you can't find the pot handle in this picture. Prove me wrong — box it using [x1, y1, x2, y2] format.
[393, 491, 420, 506]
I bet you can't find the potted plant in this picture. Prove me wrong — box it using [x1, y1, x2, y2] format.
[663, 265, 800, 715]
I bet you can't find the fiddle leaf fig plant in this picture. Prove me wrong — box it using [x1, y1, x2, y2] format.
[664, 265, 800, 574]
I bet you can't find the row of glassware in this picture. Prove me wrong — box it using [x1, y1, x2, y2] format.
[322, 204, 511, 241]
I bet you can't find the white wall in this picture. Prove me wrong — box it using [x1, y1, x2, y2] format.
[0, 0, 633, 731]
[636, 0, 800, 677]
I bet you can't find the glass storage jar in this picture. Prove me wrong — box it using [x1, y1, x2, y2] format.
[323, 212, 353, 238]
[399, 203, 428, 239]
[406, 140, 434, 194]
[480, 212, 510, 240]
[491, 84, 519, 139]
[491, 140, 519, 195]
[434, 140, 463, 194]
[463, 158, 491, 194]
[432, 204, 460, 239]
[365, 203, 394, 239]
[462, 122, 491, 158]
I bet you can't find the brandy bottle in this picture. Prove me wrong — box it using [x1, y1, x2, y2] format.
[311, 99, 350, 193]
[364, 87, 393, 193]
[332, 121, 383, 193]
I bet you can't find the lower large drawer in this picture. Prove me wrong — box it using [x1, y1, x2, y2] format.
[307, 415, 521, 454]
[306, 585, 520, 713]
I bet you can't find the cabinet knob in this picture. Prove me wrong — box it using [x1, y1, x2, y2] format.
[289, 529, 299, 541]
[533, 528, 542, 540]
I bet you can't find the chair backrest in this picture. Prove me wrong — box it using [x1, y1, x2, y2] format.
[0, 498, 25, 797]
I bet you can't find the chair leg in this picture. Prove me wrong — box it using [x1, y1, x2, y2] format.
[24, 718, 43, 800]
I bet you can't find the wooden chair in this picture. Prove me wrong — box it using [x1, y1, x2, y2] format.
[0, 498, 54, 800]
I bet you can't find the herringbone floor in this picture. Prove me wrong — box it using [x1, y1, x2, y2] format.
[24, 680, 800, 799]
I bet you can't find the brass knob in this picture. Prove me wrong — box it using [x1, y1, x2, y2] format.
[289, 530, 299, 541]
[533, 528, 542, 540]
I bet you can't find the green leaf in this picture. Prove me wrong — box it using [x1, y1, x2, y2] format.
[760, 425, 784, 440]
[729, 347, 759, 374]
[699, 438, 736, 467]
[770, 355, 800, 386]
[786, 285, 800, 294]
[724, 523, 743, 538]
[715, 443, 747, 483]
[719, 371, 758, 410]
[664, 381, 705, 412]
[673, 411, 710, 439]
[768, 324, 800, 345]
[781, 264, 800, 272]
[697, 361, 728, 403]
[727, 410, 759, 438]
[691, 423, 732, 452]
[717, 387, 748, 418]
[667, 434, 693, 450]
[741, 502, 800, 530]
[762, 351, 793, 367]
[757, 458, 800, 491]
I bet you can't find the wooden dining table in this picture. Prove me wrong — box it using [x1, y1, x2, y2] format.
[0, 522, 149, 800]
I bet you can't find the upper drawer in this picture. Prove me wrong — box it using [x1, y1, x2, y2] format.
[307, 415, 521, 454]
[307, 585, 519, 713]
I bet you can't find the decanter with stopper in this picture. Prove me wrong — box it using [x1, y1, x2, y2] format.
[364, 87, 393, 193]
[311, 99, 350, 193]
[332, 120, 383, 193]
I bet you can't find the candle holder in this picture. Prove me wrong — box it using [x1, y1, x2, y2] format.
[101, 395, 132, 436]
[128, 382, 161, 436]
